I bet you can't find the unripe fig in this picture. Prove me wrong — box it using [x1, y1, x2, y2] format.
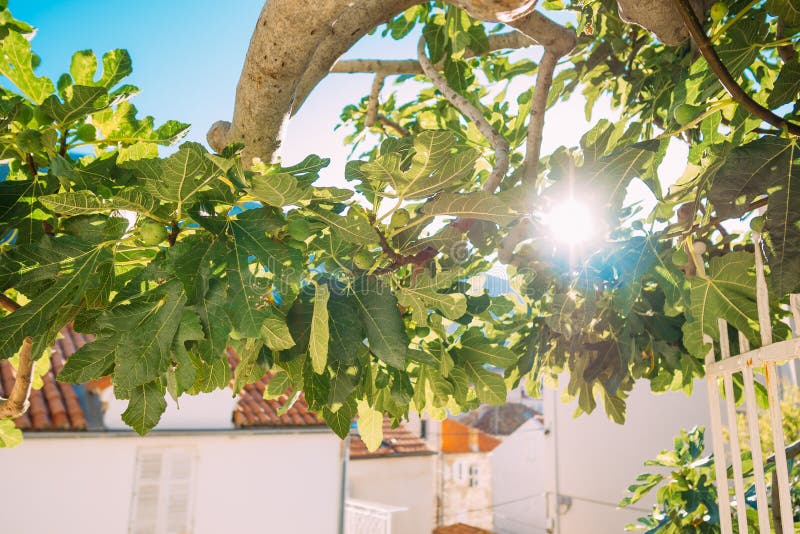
[353, 251, 374, 270]
[672, 249, 689, 266]
[15, 129, 42, 153]
[673, 104, 701, 126]
[287, 218, 311, 241]
[692, 241, 707, 255]
[390, 208, 410, 228]
[138, 220, 168, 246]
[75, 123, 96, 142]
[710, 2, 727, 22]
[750, 215, 765, 233]
[415, 326, 430, 337]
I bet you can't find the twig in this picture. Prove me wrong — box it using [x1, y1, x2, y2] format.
[0, 337, 34, 420]
[168, 220, 180, 247]
[365, 73, 387, 128]
[0, 293, 21, 312]
[377, 115, 410, 137]
[672, 0, 800, 136]
[59, 128, 69, 157]
[661, 196, 769, 240]
[523, 50, 558, 184]
[417, 36, 510, 191]
[25, 154, 36, 177]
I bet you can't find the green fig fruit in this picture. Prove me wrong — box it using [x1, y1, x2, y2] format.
[138, 220, 168, 246]
[710, 2, 727, 22]
[750, 215, 765, 233]
[287, 218, 311, 241]
[390, 208, 410, 228]
[353, 251, 374, 270]
[673, 104, 701, 126]
[75, 123, 96, 142]
[672, 248, 689, 266]
[15, 129, 42, 153]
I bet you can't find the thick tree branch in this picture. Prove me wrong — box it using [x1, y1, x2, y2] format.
[672, 0, 800, 136]
[523, 49, 557, 183]
[217, 0, 356, 163]
[0, 337, 34, 420]
[418, 36, 510, 191]
[212, 0, 574, 164]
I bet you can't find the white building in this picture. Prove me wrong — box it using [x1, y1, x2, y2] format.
[543, 377, 711, 533]
[0, 327, 344, 534]
[347, 417, 437, 534]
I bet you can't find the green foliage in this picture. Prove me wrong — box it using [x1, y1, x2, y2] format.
[1, 0, 799, 446]
[621, 427, 723, 532]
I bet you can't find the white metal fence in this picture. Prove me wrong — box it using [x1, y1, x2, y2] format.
[345, 499, 406, 534]
[699, 231, 798, 533]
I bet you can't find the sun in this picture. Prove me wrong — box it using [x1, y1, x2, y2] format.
[547, 199, 595, 245]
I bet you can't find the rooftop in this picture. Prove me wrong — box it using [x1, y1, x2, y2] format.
[349, 417, 435, 459]
[456, 402, 542, 436]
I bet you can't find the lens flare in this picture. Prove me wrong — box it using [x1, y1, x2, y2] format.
[548, 199, 594, 245]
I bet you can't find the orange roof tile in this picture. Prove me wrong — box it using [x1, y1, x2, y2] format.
[2, 325, 89, 432]
[434, 522, 493, 534]
[228, 347, 326, 429]
[350, 417, 435, 459]
[440, 418, 501, 454]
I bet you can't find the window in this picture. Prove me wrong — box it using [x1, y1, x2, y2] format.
[451, 460, 466, 483]
[420, 420, 428, 440]
[129, 446, 197, 534]
[468, 464, 479, 487]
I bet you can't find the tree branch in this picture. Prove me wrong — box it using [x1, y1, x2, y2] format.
[365, 73, 387, 128]
[523, 49, 558, 184]
[672, 0, 800, 136]
[0, 337, 34, 420]
[212, 0, 574, 164]
[417, 36, 510, 191]
[215, 0, 357, 163]
[0, 293, 21, 313]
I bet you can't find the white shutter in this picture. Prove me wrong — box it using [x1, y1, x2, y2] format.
[129, 446, 197, 534]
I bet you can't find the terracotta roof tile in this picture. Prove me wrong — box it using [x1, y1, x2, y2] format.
[441, 418, 501, 454]
[350, 417, 435, 459]
[434, 522, 493, 534]
[228, 348, 326, 429]
[1, 325, 89, 432]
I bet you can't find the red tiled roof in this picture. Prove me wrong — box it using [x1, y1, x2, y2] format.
[434, 523, 493, 534]
[229, 347, 326, 429]
[350, 417, 435, 459]
[441, 418, 501, 454]
[2, 325, 89, 431]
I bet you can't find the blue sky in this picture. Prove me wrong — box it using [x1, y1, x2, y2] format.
[10, 1, 684, 198]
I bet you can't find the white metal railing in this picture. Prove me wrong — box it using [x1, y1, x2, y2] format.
[698, 229, 798, 534]
[345, 499, 406, 534]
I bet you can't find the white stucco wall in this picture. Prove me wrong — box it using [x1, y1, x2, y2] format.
[491, 418, 547, 534]
[544, 377, 711, 534]
[348, 454, 436, 534]
[0, 430, 341, 534]
[102, 387, 238, 430]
